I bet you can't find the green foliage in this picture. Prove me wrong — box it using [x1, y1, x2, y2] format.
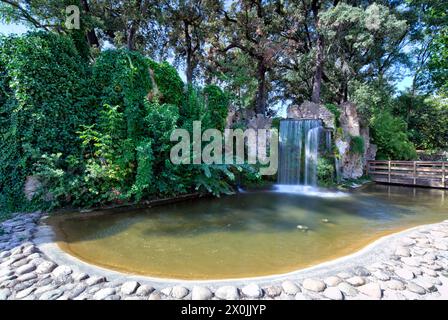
[350, 136, 365, 155]
[324, 103, 341, 127]
[370, 111, 417, 160]
[0, 31, 94, 213]
[317, 157, 335, 187]
[147, 59, 184, 106]
[202, 84, 229, 131]
[393, 93, 448, 151]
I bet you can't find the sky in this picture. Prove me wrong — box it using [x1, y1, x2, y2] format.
[0, 22, 413, 94]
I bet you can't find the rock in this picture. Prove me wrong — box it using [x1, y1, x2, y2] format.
[395, 246, 411, 257]
[294, 292, 311, 300]
[358, 283, 382, 299]
[15, 287, 36, 299]
[338, 282, 358, 296]
[15, 263, 36, 275]
[215, 286, 239, 300]
[148, 292, 161, 300]
[386, 279, 405, 290]
[136, 284, 155, 296]
[353, 267, 371, 277]
[281, 281, 300, 295]
[67, 284, 88, 299]
[346, 276, 366, 287]
[324, 276, 343, 287]
[86, 276, 106, 286]
[161, 287, 172, 296]
[0, 288, 11, 300]
[121, 281, 140, 295]
[0, 269, 13, 278]
[337, 272, 353, 279]
[373, 271, 390, 281]
[104, 295, 121, 300]
[263, 285, 282, 298]
[172, 286, 189, 299]
[395, 268, 415, 280]
[296, 225, 309, 231]
[434, 242, 448, 250]
[323, 287, 344, 300]
[241, 284, 262, 298]
[11, 258, 28, 268]
[414, 278, 437, 292]
[93, 288, 116, 300]
[39, 289, 64, 300]
[0, 251, 11, 259]
[51, 265, 72, 278]
[17, 272, 37, 282]
[401, 257, 421, 267]
[321, 219, 330, 223]
[34, 284, 57, 295]
[72, 272, 89, 282]
[400, 238, 416, 246]
[406, 282, 426, 295]
[421, 267, 438, 277]
[302, 279, 326, 292]
[36, 261, 57, 274]
[192, 286, 213, 300]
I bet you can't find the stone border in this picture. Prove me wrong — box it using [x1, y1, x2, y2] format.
[1, 212, 448, 300]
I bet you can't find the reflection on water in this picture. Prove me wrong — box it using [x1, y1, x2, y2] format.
[49, 184, 448, 279]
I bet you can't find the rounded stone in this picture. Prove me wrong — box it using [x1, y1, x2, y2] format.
[86, 276, 106, 286]
[401, 257, 421, 267]
[406, 282, 426, 295]
[15, 263, 36, 275]
[215, 286, 239, 300]
[242, 284, 262, 298]
[51, 265, 72, 278]
[346, 276, 366, 287]
[36, 261, 57, 274]
[386, 279, 405, 290]
[324, 276, 343, 287]
[0, 288, 11, 300]
[281, 281, 300, 295]
[263, 285, 282, 298]
[395, 246, 411, 257]
[136, 284, 155, 296]
[15, 287, 36, 299]
[148, 292, 162, 300]
[373, 271, 390, 281]
[172, 286, 189, 299]
[395, 268, 415, 280]
[337, 282, 358, 296]
[358, 283, 382, 299]
[323, 287, 344, 300]
[353, 267, 371, 277]
[302, 279, 326, 292]
[93, 288, 116, 300]
[39, 289, 64, 300]
[192, 286, 213, 300]
[120, 281, 140, 295]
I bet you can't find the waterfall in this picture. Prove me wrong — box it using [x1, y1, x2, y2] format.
[278, 119, 323, 186]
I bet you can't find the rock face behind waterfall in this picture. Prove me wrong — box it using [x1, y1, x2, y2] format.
[287, 101, 335, 129]
[287, 101, 377, 180]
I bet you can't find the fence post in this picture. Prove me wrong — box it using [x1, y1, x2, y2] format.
[413, 161, 417, 185]
[388, 161, 391, 183]
[443, 162, 446, 188]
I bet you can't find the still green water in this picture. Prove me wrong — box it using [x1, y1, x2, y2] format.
[49, 184, 448, 280]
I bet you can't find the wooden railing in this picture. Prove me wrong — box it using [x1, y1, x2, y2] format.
[367, 161, 447, 189]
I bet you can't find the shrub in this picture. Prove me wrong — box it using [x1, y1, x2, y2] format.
[350, 136, 365, 155]
[370, 111, 417, 160]
[317, 157, 335, 186]
[0, 31, 94, 213]
[325, 103, 341, 127]
[147, 59, 184, 106]
[202, 84, 230, 131]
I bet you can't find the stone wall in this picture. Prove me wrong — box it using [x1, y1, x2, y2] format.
[287, 101, 335, 129]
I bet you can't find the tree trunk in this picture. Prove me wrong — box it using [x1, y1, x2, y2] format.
[311, 0, 324, 104]
[255, 60, 267, 115]
[80, 0, 100, 47]
[311, 33, 324, 104]
[184, 20, 194, 85]
[127, 23, 137, 50]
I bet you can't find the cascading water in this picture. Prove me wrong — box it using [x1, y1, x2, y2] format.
[278, 119, 324, 186]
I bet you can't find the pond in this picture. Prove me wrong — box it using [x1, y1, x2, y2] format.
[48, 184, 448, 280]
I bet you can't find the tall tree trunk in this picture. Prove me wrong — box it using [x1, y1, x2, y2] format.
[311, 0, 324, 104]
[255, 60, 267, 115]
[127, 23, 137, 50]
[80, 0, 99, 47]
[184, 20, 194, 85]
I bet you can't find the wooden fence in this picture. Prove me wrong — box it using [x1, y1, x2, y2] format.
[367, 161, 447, 189]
